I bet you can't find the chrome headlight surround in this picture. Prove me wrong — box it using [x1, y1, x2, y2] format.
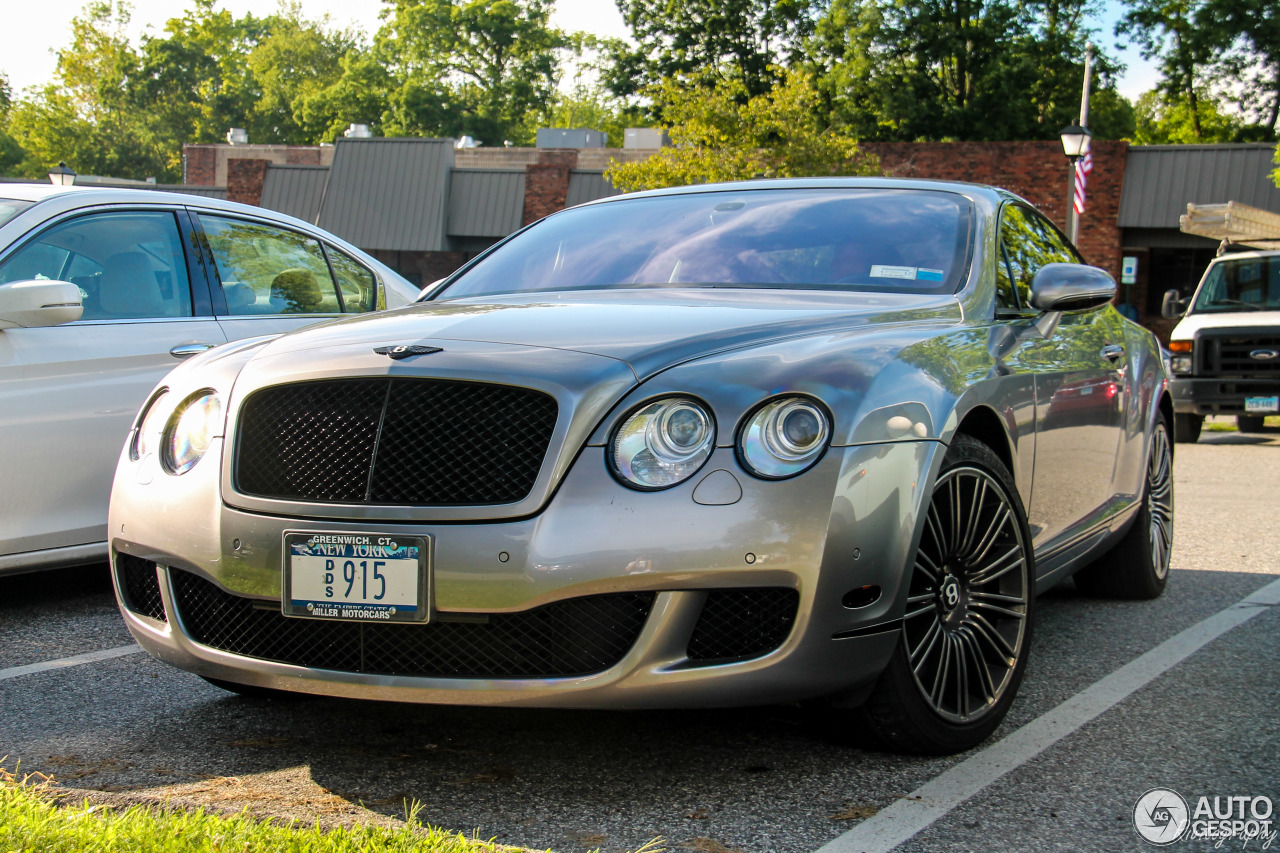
[737, 395, 832, 480]
[129, 388, 171, 461]
[610, 396, 716, 490]
[162, 389, 223, 475]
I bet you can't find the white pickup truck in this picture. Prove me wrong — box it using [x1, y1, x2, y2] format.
[1162, 249, 1280, 442]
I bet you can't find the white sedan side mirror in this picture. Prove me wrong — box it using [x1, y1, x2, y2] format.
[0, 279, 84, 330]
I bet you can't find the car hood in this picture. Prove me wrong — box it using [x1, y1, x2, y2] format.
[255, 288, 962, 379]
[1171, 310, 1280, 339]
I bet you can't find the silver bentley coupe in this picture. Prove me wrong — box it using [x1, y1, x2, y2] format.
[109, 179, 1174, 755]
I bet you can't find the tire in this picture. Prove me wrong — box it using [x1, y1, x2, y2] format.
[201, 676, 304, 701]
[1237, 415, 1265, 433]
[851, 434, 1035, 755]
[1074, 420, 1174, 600]
[1173, 413, 1202, 443]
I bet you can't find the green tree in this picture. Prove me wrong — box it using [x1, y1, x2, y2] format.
[1131, 88, 1245, 142]
[1117, 0, 1219, 139]
[807, 0, 1129, 142]
[605, 68, 879, 192]
[7, 1, 176, 180]
[1199, 0, 1280, 136]
[377, 0, 568, 145]
[606, 0, 819, 99]
[246, 6, 361, 143]
[0, 73, 24, 174]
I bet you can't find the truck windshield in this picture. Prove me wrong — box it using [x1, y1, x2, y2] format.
[1191, 255, 1280, 313]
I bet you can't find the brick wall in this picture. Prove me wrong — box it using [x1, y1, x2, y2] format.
[184, 147, 217, 186]
[226, 158, 269, 207]
[863, 140, 1127, 280]
[523, 149, 579, 225]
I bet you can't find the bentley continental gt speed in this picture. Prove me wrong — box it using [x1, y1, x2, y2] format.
[109, 179, 1174, 754]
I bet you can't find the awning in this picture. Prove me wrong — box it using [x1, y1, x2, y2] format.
[1179, 201, 1280, 250]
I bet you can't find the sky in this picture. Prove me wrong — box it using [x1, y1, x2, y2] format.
[1, 0, 1159, 103]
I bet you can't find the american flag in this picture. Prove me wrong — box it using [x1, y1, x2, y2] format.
[1073, 150, 1093, 215]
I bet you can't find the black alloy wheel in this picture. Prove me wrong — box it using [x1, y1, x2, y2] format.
[854, 435, 1034, 755]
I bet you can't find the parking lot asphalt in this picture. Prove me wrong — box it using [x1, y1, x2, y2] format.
[1, 428, 1277, 853]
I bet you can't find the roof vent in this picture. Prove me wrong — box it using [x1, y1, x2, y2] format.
[456, 136, 481, 149]
[226, 128, 248, 145]
[344, 123, 372, 139]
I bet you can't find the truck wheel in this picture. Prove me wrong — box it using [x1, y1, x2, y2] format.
[1075, 420, 1173, 600]
[1237, 415, 1265, 433]
[851, 435, 1034, 755]
[1173, 413, 1202, 443]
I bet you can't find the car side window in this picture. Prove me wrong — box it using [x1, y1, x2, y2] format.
[200, 216, 344, 315]
[998, 205, 1077, 311]
[326, 247, 378, 313]
[0, 211, 193, 321]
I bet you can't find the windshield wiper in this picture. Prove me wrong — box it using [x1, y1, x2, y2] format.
[1207, 299, 1264, 311]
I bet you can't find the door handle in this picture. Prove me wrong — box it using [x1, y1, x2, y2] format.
[1101, 344, 1125, 363]
[170, 343, 216, 359]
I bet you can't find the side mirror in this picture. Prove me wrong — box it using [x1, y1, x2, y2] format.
[0, 280, 83, 330]
[1029, 263, 1117, 313]
[1161, 289, 1186, 319]
[417, 278, 445, 302]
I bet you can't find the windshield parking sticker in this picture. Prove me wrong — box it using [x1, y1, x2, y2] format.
[870, 264, 919, 279]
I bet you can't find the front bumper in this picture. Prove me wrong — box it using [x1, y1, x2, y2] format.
[1170, 376, 1280, 415]
[109, 439, 941, 708]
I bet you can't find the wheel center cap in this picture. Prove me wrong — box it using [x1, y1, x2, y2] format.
[939, 575, 962, 613]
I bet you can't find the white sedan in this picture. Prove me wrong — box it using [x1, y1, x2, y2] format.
[0, 184, 420, 575]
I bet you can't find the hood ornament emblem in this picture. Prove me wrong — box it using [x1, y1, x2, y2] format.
[374, 344, 443, 360]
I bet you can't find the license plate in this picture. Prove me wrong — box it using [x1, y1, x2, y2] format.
[282, 532, 429, 622]
[1245, 396, 1279, 413]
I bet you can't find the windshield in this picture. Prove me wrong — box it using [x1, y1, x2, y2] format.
[1191, 255, 1280, 313]
[0, 198, 34, 229]
[436, 188, 973, 300]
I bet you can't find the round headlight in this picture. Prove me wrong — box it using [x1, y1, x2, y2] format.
[611, 397, 716, 490]
[163, 391, 222, 475]
[130, 390, 170, 461]
[739, 397, 831, 479]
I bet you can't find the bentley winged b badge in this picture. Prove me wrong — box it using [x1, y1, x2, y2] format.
[373, 345, 443, 360]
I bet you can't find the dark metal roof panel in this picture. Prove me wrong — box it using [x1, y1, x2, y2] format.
[566, 170, 620, 207]
[1119, 145, 1280, 228]
[259, 165, 328, 223]
[447, 169, 525, 237]
[316, 138, 455, 251]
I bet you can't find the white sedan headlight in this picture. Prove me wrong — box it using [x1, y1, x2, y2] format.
[738, 397, 831, 479]
[611, 397, 716, 490]
[163, 391, 222, 475]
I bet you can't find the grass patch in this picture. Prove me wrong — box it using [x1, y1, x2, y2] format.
[1203, 415, 1280, 432]
[0, 765, 513, 853]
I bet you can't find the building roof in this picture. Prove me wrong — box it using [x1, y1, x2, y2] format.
[260, 164, 328, 224]
[566, 170, 620, 207]
[1119, 144, 1280, 229]
[316, 137, 455, 252]
[448, 169, 525, 237]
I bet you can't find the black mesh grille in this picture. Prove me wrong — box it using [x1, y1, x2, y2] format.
[115, 553, 166, 622]
[234, 378, 558, 505]
[687, 588, 799, 662]
[170, 569, 654, 678]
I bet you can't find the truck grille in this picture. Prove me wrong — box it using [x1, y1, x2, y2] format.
[234, 378, 558, 506]
[1199, 333, 1280, 377]
[170, 569, 654, 678]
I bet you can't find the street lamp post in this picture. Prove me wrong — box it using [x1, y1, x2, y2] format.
[1059, 124, 1091, 244]
[48, 162, 77, 187]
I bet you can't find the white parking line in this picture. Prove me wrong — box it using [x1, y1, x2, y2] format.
[817, 575, 1280, 853]
[0, 644, 142, 682]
